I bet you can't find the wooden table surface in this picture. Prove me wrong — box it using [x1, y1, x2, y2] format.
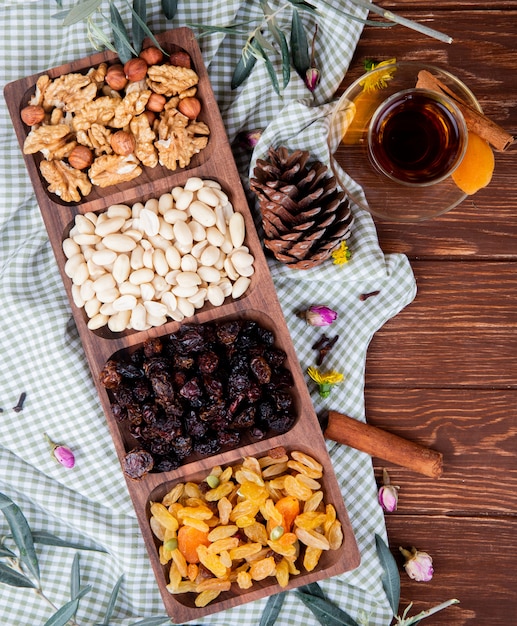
[337, 1, 517, 623]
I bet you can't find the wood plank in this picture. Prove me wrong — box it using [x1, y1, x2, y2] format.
[364, 261, 517, 387]
[365, 388, 517, 513]
[383, 516, 517, 625]
[339, 10, 517, 258]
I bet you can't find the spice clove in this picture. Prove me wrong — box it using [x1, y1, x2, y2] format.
[312, 334, 339, 365]
[359, 290, 380, 301]
[12, 392, 27, 412]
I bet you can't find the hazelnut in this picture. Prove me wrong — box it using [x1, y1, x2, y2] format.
[124, 57, 148, 82]
[178, 97, 201, 120]
[169, 51, 191, 68]
[146, 92, 166, 113]
[106, 64, 128, 91]
[139, 46, 164, 66]
[20, 105, 45, 126]
[68, 145, 94, 170]
[143, 110, 156, 126]
[110, 130, 136, 156]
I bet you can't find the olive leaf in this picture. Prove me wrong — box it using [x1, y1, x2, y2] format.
[259, 591, 286, 626]
[98, 574, 125, 624]
[70, 553, 81, 617]
[43, 585, 91, 626]
[290, 8, 311, 79]
[231, 42, 258, 89]
[298, 581, 325, 598]
[61, 0, 102, 26]
[296, 589, 361, 626]
[161, 0, 178, 20]
[87, 19, 119, 53]
[0, 493, 40, 582]
[0, 543, 17, 558]
[109, 1, 136, 64]
[124, 0, 167, 54]
[375, 533, 400, 615]
[0, 562, 37, 588]
[287, 0, 319, 14]
[270, 23, 291, 88]
[252, 36, 281, 96]
[30, 530, 108, 553]
[131, 0, 147, 53]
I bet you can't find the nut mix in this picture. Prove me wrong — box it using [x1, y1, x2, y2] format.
[99, 320, 296, 477]
[149, 447, 344, 607]
[62, 177, 254, 332]
[20, 47, 210, 202]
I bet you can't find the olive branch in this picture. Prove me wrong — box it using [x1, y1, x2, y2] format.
[0, 493, 171, 625]
[53, 0, 452, 94]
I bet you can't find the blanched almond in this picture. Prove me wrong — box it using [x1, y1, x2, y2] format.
[102, 233, 137, 253]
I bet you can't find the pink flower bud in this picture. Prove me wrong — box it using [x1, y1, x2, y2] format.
[305, 67, 320, 92]
[378, 468, 399, 512]
[238, 129, 262, 150]
[378, 484, 399, 512]
[45, 433, 75, 468]
[299, 305, 337, 327]
[400, 546, 434, 582]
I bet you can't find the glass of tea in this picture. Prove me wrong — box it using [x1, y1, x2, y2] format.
[328, 62, 483, 221]
[367, 88, 467, 187]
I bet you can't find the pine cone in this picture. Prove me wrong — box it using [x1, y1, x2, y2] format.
[250, 146, 353, 269]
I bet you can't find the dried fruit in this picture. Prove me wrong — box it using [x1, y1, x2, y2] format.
[68, 145, 94, 170]
[20, 104, 45, 126]
[139, 46, 164, 65]
[105, 64, 128, 91]
[124, 57, 148, 82]
[451, 131, 495, 195]
[177, 525, 211, 563]
[110, 130, 136, 156]
[150, 449, 344, 606]
[178, 97, 201, 120]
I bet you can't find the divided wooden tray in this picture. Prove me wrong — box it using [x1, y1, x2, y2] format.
[4, 28, 360, 622]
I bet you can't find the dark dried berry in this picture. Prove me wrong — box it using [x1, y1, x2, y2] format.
[123, 449, 154, 480]
[99, 360, 122, 389]
[154, 456, 180, 472]
[231, 406, 256, 429]
[198, 350, 219, 374]
[143, 337, 163, 357]
[116, 362, 144, 379]
[250, 355, 271, 384]
[171, 435, 193, 458]
[218, 431, 240, 448]
[180, 377, 203, 401]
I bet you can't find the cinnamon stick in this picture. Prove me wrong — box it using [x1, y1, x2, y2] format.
[324, 410, 443, 478]
[416, 69, 514, 152]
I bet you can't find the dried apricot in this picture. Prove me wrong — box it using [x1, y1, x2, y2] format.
[177, 525, 210, 564]
[274, 495, 300, 532]
[452, 131, 495, 194]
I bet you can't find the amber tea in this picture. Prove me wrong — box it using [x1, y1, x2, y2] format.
[368, 89, 467, 186]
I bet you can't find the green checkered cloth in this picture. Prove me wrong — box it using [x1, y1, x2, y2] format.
[0, 1, 416, 624]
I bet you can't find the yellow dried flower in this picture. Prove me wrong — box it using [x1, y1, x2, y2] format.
[332, 240, 351, 265]
[307, 367, 344, 398]
[360, 58, 397, 93]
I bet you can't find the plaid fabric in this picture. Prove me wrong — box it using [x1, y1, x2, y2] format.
[0, 1, 416, 624]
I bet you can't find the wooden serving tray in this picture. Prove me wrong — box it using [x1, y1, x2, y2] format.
[5, 28, 360, 622]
